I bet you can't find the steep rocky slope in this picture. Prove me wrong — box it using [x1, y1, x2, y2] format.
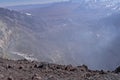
[0, 8, 43, 60]
[0, 7, 74, 65]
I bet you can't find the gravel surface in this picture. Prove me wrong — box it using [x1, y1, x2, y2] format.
[0, 58, 119, 80]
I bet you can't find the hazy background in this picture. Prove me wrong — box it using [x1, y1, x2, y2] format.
[0, 0, 120, 71]
[0, 0, 69, 7]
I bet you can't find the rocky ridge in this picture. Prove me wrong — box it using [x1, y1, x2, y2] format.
[0, 58, 119, 80]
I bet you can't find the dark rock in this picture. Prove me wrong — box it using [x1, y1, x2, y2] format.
[83, 72, 91, 78]
[34, 63, 44, 68]
[65, 65, 76, 71]
[8, 65, 12, 68]
[34, 64, 37, 68]
[82, 65, 88, 70]
[99, 70, 106, 74]
[56, 65, 66, 70]
[7, 76, 13, 80]
[6, 64, 12, 69]
[18, 66, 23, 69]
[77, 65, 88, 72]
[32, 74, 42, 80]
[115, 66, 120, 73]
[38, 64, 44, 68]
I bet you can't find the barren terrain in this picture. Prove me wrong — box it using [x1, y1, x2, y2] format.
[0, 58, 119, 80]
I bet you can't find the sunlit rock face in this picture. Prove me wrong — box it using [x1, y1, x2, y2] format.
[1, 0, 120, 70]
[0, 21, 12, 57]
[71, 0, 120, 11]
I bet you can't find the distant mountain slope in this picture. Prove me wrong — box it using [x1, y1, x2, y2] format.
[71, 0, 120, 11]
[0, 7, 75, 66]
[7, 3, 53, 11]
